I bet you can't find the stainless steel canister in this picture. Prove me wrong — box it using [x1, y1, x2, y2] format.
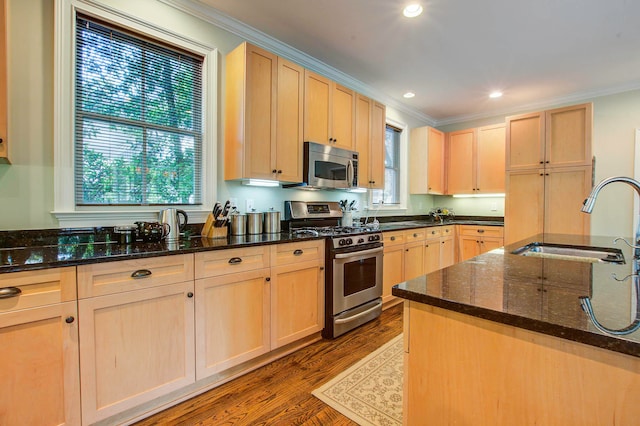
[229, 213, 247, 236]
[263, 209, 281, 233]
[247, 211, 263, 234]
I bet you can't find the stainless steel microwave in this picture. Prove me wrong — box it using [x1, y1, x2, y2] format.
[285, 142, 359, 189]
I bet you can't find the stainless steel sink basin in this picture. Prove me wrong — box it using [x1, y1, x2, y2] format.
[511, 242, 625, 264]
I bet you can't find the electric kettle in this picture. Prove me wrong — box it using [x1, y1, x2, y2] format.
[159, 208, 188, 240]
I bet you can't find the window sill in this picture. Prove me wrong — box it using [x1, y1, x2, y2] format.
[52, 209, 211, 228]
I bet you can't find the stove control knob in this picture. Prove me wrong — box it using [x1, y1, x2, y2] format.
[339, 239, 347, 246]
[346, 238, 353, 245]
[358, 238, 365, 244]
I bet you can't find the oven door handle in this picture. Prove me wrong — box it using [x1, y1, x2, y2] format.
[333, 246, 383, 259]
[346, 160, 354, 187]
[334, 300, 383, 325]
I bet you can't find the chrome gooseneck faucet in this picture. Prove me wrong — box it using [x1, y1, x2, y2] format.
[580, 176, 640, 335]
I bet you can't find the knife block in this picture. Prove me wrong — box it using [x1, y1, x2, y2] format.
[202, 213, 228, 239]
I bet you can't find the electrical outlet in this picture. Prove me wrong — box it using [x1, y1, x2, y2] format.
[246, 199, 254, 212]
[490, 202, 498, 211]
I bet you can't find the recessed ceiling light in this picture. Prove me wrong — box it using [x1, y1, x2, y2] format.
[489, 91, 503, 98]
[403, 4, 423, 18]
[403, 91, 416, 98]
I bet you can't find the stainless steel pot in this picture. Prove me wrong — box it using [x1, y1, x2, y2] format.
[263, 209, 281, 233]
[247, 211, 263, 234]
[229, 214, 247, 236]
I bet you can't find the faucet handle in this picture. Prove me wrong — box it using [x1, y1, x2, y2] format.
[613, 237, 640, 250]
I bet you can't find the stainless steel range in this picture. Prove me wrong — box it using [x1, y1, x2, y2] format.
[284, 201, 383, 338]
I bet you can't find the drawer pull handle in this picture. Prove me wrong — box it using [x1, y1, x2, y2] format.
[413, 233, 418, 237]
[293, 249, 304, 256]
[131, 269, 152, 279]
[65, 316, 75, 324]
[228, 257, 243, 264]
[390, 236, 396, 241]
[0, 287, 22, 299]
[477, 229, 485, 234]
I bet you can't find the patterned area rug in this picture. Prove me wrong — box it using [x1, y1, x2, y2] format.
[312, 334, 403, 426]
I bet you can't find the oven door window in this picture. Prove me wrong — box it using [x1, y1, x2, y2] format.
[342, 256, 378, 296]
[314, 160, 347, 181]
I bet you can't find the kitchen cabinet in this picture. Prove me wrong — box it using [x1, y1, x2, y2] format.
[356, 94, 385, 189]
[0, 0, 7, 163]
[409, 126, 445, 194]
[447, 124, 505, 195]
[382, 230, 405, 306]
[404, 228, 427, 281]
[458, 225, 504, 262]
[304, 70, 355, 150]
[270, 240, 325, 348]
[505, 103, 592, 244]
[505, 166, 592, 245]
[423, 225, 456, 274]
[224, 42, 303, 183]
[195, 246, 271, 379]
[77, 256, 195, 424]
[0, 267, 80, 426]
[506, 103, 592, 171]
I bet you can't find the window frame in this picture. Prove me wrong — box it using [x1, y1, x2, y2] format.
[367, 117, 408, 212]
[53, 0, 217, 227]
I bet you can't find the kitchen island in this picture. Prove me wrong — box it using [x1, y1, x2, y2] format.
[393, 233, 640, 425]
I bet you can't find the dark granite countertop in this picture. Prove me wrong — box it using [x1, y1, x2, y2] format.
[0, 216, 503, 274]
[393, 233, 640, 358]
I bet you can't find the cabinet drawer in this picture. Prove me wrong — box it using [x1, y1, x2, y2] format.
[0, 267, 77, 312]
[195, 246, 269, 279]
[78, 254, 194, 298]
[459, 225, 504, 238]
[425, 227, 442, 238]
[440, 225, 455, 237]
[270, 240, 324, 267]
[383, 230, 405, 247]
[404, 228, 426, 242]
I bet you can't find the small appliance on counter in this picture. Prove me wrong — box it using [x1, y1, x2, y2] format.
[159, 208, 188, 240]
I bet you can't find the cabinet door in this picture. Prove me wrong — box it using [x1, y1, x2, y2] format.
[458, 235, 480, 262]
[0, 302, 80, 426]
[423, 237, 441, 275]
[506, 111, 544, 171]
[479, 236, 503, 255]
[428, 127, 445, 194]
[505, 169, 545, 245]
[544, 166, 592, 236]
[404, 241, 425, 281]
[545, 103, 592, 168]
[440, 234, 455, 269]
[275, 57, 304, 182]
[383, 244, 404, 303]
[355, 93, 372, 186]
[477, 124, 505, 193]
[0, 0, 7, 163]
[331, 83, 355, 150]
[369, 101, 386, 189]
[195, 269, 270, 379]
[304, 70, 331, 144]
[79, 282, 195, 424]
[271, 259, 324, 348]
[447, 128, 476, 194]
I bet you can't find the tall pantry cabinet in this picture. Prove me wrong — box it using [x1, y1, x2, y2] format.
[505, 103, 593, 244]
[0, 0, 8, 163]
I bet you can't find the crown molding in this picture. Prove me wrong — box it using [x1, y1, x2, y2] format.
[159, 0, 435, 126]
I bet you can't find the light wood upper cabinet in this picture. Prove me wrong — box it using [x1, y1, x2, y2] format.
[357, 95, 385, 189]
[224, 42, 303, 183]
[304, 70, 355, 150]
[0, 0, 8, 163]
[506, 103, 592, 171]
[447, 125, 505, 194]
[0, 267, 80, 426]
[409, 126, 445, 194]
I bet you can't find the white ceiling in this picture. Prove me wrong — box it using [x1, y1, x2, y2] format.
[183, 0, 640, 125]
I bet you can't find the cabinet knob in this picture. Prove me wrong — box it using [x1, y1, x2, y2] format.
[320, 266, 325, 271]
[477, 229, 485, 234]
[277, 170, 282, 174]
[0, 138, 3, 144]
[390, 236, 396, 241]
[65, 316, 75, 324]
[272, 169, 277, 173]
[413, 233, 418, 237]
[266, 277, 271, 282]
[187, 292, 194, 298]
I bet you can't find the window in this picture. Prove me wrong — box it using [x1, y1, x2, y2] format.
[75, 15, 203, 206]
[371, 124, 402, 205]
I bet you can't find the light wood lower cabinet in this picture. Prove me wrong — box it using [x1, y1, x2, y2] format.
[195, 268, 271, 379]
[0, 267, 80, 426]
[423, 225, 455, 274]
[458, 225, 504, 262]
[78, 281, 196, 424]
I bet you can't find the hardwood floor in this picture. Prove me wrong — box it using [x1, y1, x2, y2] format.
[135, 302, 403, 425]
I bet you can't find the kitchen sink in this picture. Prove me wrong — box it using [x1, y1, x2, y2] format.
[511, 242, 625, 264]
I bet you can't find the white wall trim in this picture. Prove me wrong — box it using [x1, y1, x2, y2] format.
[159, 0, 436, 127]
[53, 0, 218, 228]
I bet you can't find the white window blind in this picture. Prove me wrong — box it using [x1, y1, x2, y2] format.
[74, 15, 203, 206]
